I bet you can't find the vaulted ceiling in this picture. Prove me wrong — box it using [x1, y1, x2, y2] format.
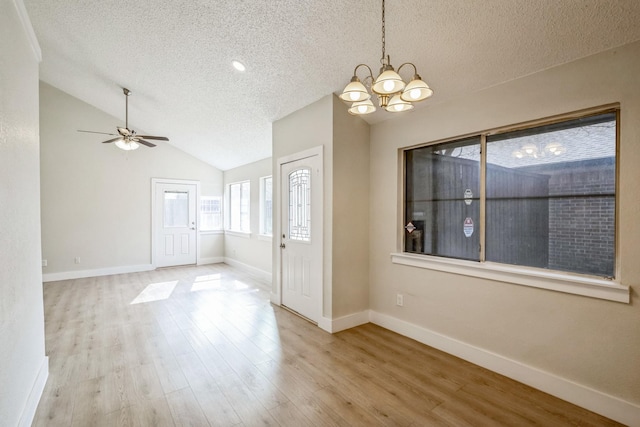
[24, 0, 640, 170]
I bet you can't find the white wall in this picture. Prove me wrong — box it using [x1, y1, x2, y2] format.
[369, 41, 640, 421]
[223, 157, 272, 281]
[0, 1, 48, 426]
[39, 83, 224, 279]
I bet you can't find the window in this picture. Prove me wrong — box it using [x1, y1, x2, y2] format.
[163, 191, 189, 228]
[227, 181, 250, 232]
[260, 176, 273, 236]
[404, 110, 617, 278]
[289, 168, 311, 242]
[200, 196, 222, 231]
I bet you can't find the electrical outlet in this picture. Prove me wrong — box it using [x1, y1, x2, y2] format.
[74, 257, 81, 264]
[42, 259, 47, 267]
[396, 294, 404, 306]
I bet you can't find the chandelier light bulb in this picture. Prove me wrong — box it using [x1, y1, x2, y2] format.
[372, 69, 405, 95]
[348, 99, 376, 115]
[383, 80, 395, 92]
[340, 77, 371, 103]
[545, 142, 564, 155]
[401, 77, 433, 102]
[386, 94, 413, 112]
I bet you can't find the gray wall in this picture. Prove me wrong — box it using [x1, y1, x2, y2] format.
[0, 1, 47, 425]
[39, 83, 224, 276]
[272, 95, 370, 322]
[272, 96, 334, 316]
[331, 96, 370, 318]
[369, 41, 640, 409]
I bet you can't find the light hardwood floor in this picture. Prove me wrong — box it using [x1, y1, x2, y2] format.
[33, 264, 620, 426]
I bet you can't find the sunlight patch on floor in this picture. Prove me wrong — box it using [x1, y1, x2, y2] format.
[130, 280, 178, 304]
[232, 280, 250, 290]
[190, 274, 222, 292]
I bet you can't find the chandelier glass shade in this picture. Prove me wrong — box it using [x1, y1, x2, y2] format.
[340, 0, 433, 115]
[348, 99, 377, 115]
[511, 141, 566, 159]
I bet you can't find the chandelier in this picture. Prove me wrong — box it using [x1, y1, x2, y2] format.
[340, 0, 433, 115]
[512, 142, 566, 159]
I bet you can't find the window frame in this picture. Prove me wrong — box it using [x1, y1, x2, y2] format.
[226, 180, 251, 234]
[394, 104, 629, 303]
[199, 195, 223, 233]
[259, 175, 273, 238]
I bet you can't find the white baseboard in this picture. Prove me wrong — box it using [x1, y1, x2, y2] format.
[43, 264, 154, 282]
[370, 311, 640, 426]
[223, 257, 271, 284]
[18, 356, 48, 427]
[198, 256, 224, 265]
[319, 310, 371, 333]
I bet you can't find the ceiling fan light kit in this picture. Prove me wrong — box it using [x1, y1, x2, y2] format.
[340, 0, 433, 115]
[115, 139, 140, 151]
[77, 87, 169, 150]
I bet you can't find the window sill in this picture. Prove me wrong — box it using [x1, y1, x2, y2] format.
[224, 230, 251, 239]
[391, 252, 629, 303]
[199, 230, 224, 235]
[258, 234, 272, 242]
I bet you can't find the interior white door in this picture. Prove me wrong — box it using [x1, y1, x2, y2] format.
[280, 155, 322, 322]
[155, 182, 197, 267]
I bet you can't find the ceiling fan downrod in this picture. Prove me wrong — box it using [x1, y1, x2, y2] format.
[123, 87, 130, 130]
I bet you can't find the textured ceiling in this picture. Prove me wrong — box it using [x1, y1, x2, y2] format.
[23, 0, 640, 170]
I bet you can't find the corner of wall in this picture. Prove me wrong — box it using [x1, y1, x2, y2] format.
[17, 356, 48, 427]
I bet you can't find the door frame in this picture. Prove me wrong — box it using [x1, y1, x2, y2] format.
[151, 178, 201, 268]
[273, 146, 324, 324]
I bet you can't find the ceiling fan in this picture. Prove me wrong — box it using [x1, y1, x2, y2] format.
[78, 88, 169, 150]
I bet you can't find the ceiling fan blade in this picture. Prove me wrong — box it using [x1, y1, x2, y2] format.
[136, 139, 157, 148]
[78, 130, 118, 136]
[102, 137, 122, 144]
[137, 135, 169, 141]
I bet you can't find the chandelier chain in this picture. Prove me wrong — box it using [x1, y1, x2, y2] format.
[381, 0, 386, 63]
[340, 0, 433, 115]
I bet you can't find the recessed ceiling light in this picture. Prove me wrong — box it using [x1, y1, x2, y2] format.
[232, 60, 246, 72]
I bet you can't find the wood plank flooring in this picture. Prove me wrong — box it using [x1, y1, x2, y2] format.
[33, 264, 620, 426]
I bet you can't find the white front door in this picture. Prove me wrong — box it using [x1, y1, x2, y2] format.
[280, 153, 322, 322]
[154, 182, 197, 267]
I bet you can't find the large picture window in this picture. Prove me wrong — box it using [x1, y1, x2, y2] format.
[404, 110, 617, 278]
